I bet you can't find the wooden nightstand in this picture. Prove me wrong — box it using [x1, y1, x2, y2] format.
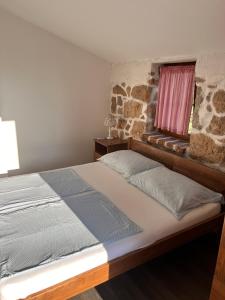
[94, 138, 128, 161]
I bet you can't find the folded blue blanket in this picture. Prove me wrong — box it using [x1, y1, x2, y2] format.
[0, 168, 142, 278]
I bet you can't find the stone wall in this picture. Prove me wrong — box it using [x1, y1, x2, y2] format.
[110, 53, 225, 170]
[188, 53, 225, 168]
[110, 83, 148, 139]
[110, 61, 158, 140]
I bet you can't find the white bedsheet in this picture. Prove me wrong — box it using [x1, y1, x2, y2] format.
[0, 162, 221, 300]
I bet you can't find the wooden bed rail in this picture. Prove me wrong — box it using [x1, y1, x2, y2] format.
[24, 213, 224, 300]
[129, 138, 225, 196]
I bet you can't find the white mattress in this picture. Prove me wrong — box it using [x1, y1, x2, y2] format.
[0, 162, 221, 300]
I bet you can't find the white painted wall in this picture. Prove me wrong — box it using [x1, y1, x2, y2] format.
[0, 8, 111, 175]
[196, 52, 225, 83]
[111, 60, 151, 86]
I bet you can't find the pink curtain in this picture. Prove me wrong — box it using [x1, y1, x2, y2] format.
[154, 65, 195, 136]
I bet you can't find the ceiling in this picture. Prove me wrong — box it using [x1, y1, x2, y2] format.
[0, 0, 225, 63]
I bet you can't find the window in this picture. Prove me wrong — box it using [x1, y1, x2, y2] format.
[154, 62, 195, 138]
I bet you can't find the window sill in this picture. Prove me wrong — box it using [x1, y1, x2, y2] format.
[142, 131, 190, 155]
[158, 129, 190, 141]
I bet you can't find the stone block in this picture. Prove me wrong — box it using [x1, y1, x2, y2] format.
[124, 100, 143, 118]
[131, 85, 150, 102]
[125, 124, 131, 131]
[189, 133, 225, 163]
[207, 84, 217, 89]
[207, 116, 225, 135]
[206, 105, 212, 112]
[148, 78, 159, 86]
[111, 97, 116, 114]
[111, 129, 118, 138]
[117, 118, 127, 129]
[113, 85, 127, 96]
[117, 107, 123, 115]
[206, 92, 212, 102]
[117, 96, 123, 106]
[131, 121, 145, 139]
[195, 77, 205, 83]
[212, 90, 225, 113]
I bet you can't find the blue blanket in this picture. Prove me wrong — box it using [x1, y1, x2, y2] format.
[0, 168, 142, 278]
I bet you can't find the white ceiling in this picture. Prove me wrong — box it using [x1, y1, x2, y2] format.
[0, 0, 225, 63]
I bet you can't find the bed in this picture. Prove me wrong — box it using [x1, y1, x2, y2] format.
[0, 138, 225, 300]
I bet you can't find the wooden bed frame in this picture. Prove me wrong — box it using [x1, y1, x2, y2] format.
[23, 138, 225, 300]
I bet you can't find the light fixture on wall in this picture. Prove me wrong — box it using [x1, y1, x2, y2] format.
[0, 117, 19, 174]
[104, 114, 116, 139]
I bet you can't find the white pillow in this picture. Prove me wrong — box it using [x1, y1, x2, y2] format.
[129, 166, 223, 219]
[99, 150, 162, 178]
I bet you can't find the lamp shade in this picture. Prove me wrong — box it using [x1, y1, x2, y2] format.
[104, 114, 116, 127]
[0, 118, 19, 174]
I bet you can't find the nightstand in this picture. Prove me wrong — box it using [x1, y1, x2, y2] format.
[94, 138, 128, 161]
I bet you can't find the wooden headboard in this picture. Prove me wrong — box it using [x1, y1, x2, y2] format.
[129, 138, 225, 196]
